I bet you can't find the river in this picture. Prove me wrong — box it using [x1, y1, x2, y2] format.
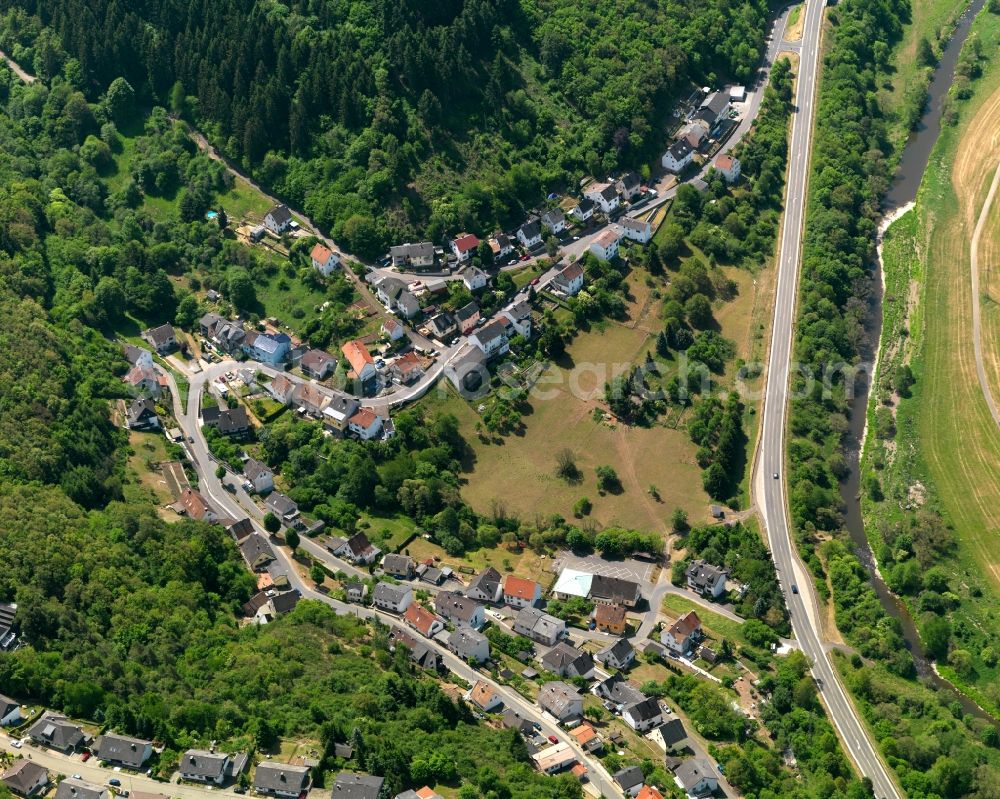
[840, 0, 996, 722]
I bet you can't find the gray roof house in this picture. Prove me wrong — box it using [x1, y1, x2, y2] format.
[0, 693, 21, 726]
[27, 713, 86, 752]
[539, 641, 594, 679]
[446, 627, 490, 663]
[466, 566, 502, 603]
[538, 682, 583, 723]
[622, 696, 664, 732]
[434, 591, 485, 630]
[512, 606, 565, 646]
[593, 674, 646, 709]
[54, 780, 106, 799]
[93, 732, 153, 769]
[589, 574, 642, 607]
[1, 760, 49, 797]
[388, 627, 439, 670]
[179, 750, 230, 784]
[372, 582, 413, 614]
[657, 718, 689, 753]
[331, 773, 383, 799]
[253, 762, 311, 798]
[239, 533, 277, 572]
[381, 553, 414, 579]
[686, 559, 728, 598]
[613, 765, 645, 796]
[673, 758, 719, 797]
[265, 492, 299, 521]
[595, 637, 635, 671]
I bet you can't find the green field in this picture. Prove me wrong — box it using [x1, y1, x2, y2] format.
[662, 594, 746, 643]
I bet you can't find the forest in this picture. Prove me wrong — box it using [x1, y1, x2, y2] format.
[0, 0, 769, 255]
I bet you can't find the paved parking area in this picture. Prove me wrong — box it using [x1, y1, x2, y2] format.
[553, 552, 655, 585]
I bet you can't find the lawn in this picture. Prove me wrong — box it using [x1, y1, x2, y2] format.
[124, 430, 175, 506]
[662, 594, 745, 643]
[252, 265, 328, 329]
[404, 536, 559, 588]
[359, 512, 417, 553]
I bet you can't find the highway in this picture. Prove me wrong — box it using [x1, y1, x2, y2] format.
[155, 367, 623, 798]
[751, 1, 902, 798]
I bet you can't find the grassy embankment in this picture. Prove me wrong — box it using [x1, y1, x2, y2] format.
[862, 3, 1000, 715]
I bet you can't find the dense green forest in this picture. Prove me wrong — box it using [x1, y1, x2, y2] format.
[0, 0, 769, 254]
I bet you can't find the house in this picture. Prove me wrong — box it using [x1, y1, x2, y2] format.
[466, 566, 503, 603]
[517, 220, 543, 249]
[381, 317, 405, 341]
[373, 582, 414, 614]
[1, 605, 20, 653]
[616, 172, 642, 201]
[451, 233, 480, 263]
[249, 589, 301, 624]
[332, 532, 381, 564]
[541, 209, 567, 234]
[126, 397, 159, 431]
[469, 318, 510, 359]
[662, 139, 694, 173]
[570, 198, 595, 222]
[27, 713, 86, 752]
[593, 674, 646, 709]
[623, 697, 664, 732]
[686, 560, 728, 598]
[447, 627, 491, 663]
[503, 575, 542, 608]
[201, 315, 247, 353]
[266, 491, 299, 522]
[143, 323, 176, 354]
[590, 575, 642, 608]
[240, 533, 276, 571]
[538, 682, 583, 723]
[332, 774, 383, 799]
[389, 351, 425, 385]
[376, 278, 420, 319]
[123, 364, 161, 397]
[595, 603, 628, 635]
[94, 732, 153, 769]
[123, 343, 154, 369]
[584, 183, 620, 215]
[1, 761, 48, 797]
[620, 216, 652, 244]
[569, 723, 603, 753]
[54, 778, 107, 799]
[291, 382, 331, 418]
[454, 302, 481, 334]
[310, 243, 340, 275]
[418, 565, 444, 585]
[243, 331, 291, 365]
[461, 265, 488, 291]
[614, 765, 646, 797]
[488, 233, 514, 259]
[203, 406, 251, 438]
[395, 788, 443, 799]
[435, 591, 485, 629]
[445, 341, 488, 396]
[177, 489, 214, 525]
[253, 762, 310, 799]
[404, 604, 445, 638]
[695, 90, 731, 129]
[0, 694, 21, 726]
[344, 581, 367, 603]
[589, 228, 621, 262]
[300, 349, 338, 380]
[512, 607, 565, 646]
[540, 642, 595, 679]
[502, 300, 532, 339]
[267, 374, 295, 404]
[263, 204, 293, 235]
[713, 154, 742, 183]
[552, 263, 585, 296]
[467, 680, 503, 712]
[243, 458, 274, 494]
[532, 742, 577, 775]
[348, 408, 384, 441]
[382, 553, 414, 579]
[502, 710, 535, 736]
[388, 627, 439, 670]
[653, 718, 689, 754]
[249, 225, 267, 243]
[179, 750, 230, 784]
[548, 567, 596, 601]
[679, 120, 710, 149]
[673, 758, 719, 798]
[341, 340, 377, 383]
[661, 611, 702, 656]
[426, 312, 457, 341]
[596, 637, 635, 670]
[389, 242, 436, 270]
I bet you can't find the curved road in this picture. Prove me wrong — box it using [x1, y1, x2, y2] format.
[752, 0, 902, 797]
[970, 161, 1000, 427]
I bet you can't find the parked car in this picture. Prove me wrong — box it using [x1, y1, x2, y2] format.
[81, 752, 91, 762]
[520, 255, 531, 262]
[530, 278, 540, 285]
[73, 775, 82, 780]
[109, 779, 122, 787]
[547, 735, 558, 744]
[11, 740, 21, 749]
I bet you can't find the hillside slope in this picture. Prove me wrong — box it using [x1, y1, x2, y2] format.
[0, 0, 768, 253]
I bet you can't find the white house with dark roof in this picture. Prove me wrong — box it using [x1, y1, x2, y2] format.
[373, 582, 413, 614]
[93, 732, 152, 769]
[466, 567, 503, 603]
[686, 560, 727, 598]
[538, 682, 583, 723]
[447, 627, 490, 663]
[331, 532, 381, 564]
[584, 183, 620, 214]
[300, 349, 337, 380]
[620, 216, 652, 244]
[673, 758, 719, 797]
[253, 762, 310, 798]
[243, 458, 274, 494]
[517, 219, 543, 249]
[541, 209, 567, 234]
[331, 773, 382, 799]
[614, 765, 645, 797]
[502, 300, 532, 339]
[27, 713, 86, 752]
[0, 694, 20, 726]
[512, 607, 565, 646]
[623, 697, 664, 732]
[265, 491, 299, 522]
[54, 778, 107, 799]
[389, 242, 435, 270]
[552, 263, 585, 296]
[461, 266, 488, 291]
[539, 641, 594, 679]
[143, 323, 176, 355]
[469, 319, 510, 359]
[662, 139, 694, 173]
[596, 637, 635, 671]
[179, 750, 230, 784]
[570, 198, 595, 222]
[263, 204, 293, 235]
[652, 717, 689, 754]
[616, 171, 642, 200]
[488, 233, 514, 258]
[434, 591, 485, 629]
[1, 760, 48, 797]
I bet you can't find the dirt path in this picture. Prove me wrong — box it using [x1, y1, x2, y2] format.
[0, 49, 35, 83]
[968, 161, 1000, 427]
